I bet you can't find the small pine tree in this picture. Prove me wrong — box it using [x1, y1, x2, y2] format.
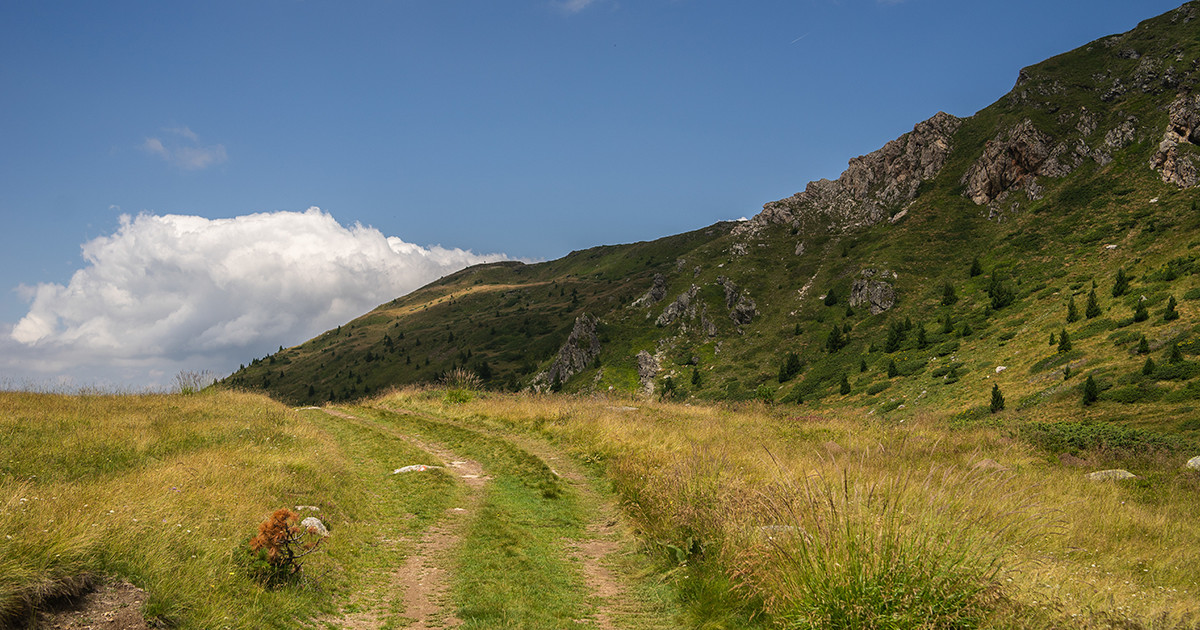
[1164, 295, 1180, 321]
[824, 290, 838, 306]
[1137, 335, 1150, 354]
[1063, 365, 1072, 380]
[1169, 343, 1184, 364]
[794, 323, 802, 336]
[960, 321, 973, 337]
[1085, 289, 1101, 319]
[941, 313, 954, 334]
[969, 257, 983, 277]
[988, 272, 1015, 310]
[1082, 375, 1099, 405]
[691, 367, 701, 386]
[826, 325, 845, 353]
[845, 303, 855, 317]
[1112, 268, 1129, 297]
[1142, 357, 1156, 376]
[859, 358, 868, 372]
[1133, 300, 1148, 322]
[887, 359, 898, 378]
[1058, 328, 1072, 353]
[941, 282, 958, 306]
[839, 374, 851, 395]
[1066, 295, 1079, 323]
[990, 383, 1005, 413]
[917, 324, 928, 349]
[1049, 332, 1056, 346]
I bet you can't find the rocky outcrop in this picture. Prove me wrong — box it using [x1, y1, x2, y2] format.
[632, 273, 668, 308]
[737, 112, 961, 234]
[536, 313, 601, 390]
[849, 269, 896, 315]
[656, 285, 700, 327]
[636, 350, 660, 396]
[1150, 93, 1200, 187]
[1186, 455, 1200, 471]
[717, 276, 758, 325]
[962, 119, 1073, 205]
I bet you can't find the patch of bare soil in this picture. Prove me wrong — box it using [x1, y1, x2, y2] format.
[31, 579, 148, 630]
[321, 408, 489, 630]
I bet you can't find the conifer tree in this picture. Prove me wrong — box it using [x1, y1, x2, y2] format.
[1058, 328, 1072, 353]
[859, 358, 868, 372]
[941, 313, 954, 334]
[1133, 300, 1148, 322]
[1066, 295, 1079, 323]
[969, 257, 983, 277]
[826, 325, 845, 353]
[1085, 289, 1101, 319]
[839, 374, 851, 395]
[917, 323, 928, 349]
[1164, 295, 1180, 321]
[691, 367, 701, 386]
[1082, 375, 1099, 405]
[824, 289, 838, 306]
[960, 321, 973, 337]
[941, 282, 958, 306]
[1049, 331, 1056, 346]
[1169, 343, 1184, 364]
[990, 383, 1005, 413]
[1112, 268, 1129, 297]
[1142, 357, 1156, 376]
[1137, 335, 1150, 354]
[887, 359, 898, 378]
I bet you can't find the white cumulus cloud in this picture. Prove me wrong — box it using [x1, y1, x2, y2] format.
[3, 208, 509, 387]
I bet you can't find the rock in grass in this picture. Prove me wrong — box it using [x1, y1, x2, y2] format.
[301, 516, 329, 537]
[393, 464, 441, 474]
[823, 441, 845, 456]
[1086, 469, 1138, 481]
[1186, 456, 1200, 471]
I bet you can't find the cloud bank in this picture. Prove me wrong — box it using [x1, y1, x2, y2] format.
[4, 208, 508, 387]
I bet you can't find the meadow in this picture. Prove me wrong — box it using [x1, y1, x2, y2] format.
[2, 386, 1198, 628]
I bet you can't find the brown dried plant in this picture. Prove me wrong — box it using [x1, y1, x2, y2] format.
[247, 508, 325, 583]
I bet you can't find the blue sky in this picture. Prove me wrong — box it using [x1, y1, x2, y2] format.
[0, 0, 1186, 387]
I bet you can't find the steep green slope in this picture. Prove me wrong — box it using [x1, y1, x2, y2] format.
[227, 2, 1200, 432]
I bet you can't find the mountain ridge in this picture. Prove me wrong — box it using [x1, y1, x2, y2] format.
[226, 2, 1200, 433]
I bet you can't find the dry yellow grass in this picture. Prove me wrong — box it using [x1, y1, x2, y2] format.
[379, 388, 1200, 628]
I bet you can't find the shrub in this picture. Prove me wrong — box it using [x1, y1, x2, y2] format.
[1133, 301, 1148, 322]
[1018, 421, 1183, 456]
[241, 508, 328, 586]
[941, 283, 958, 306]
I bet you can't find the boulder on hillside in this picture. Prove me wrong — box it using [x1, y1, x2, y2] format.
[1186, 455, 1200, 471]
[848, 269, 896, 315]
[1085, 469, 1138, 481]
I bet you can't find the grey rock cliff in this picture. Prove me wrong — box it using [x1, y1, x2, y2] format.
[717, 276, 758, 325]
[1150, 93, 1200, 187]
[656, 285, 700, 327]
[632, 273, 668, 308]
[538, 313, 601, 389]
[962, 119, 1072, 205]
[737, 112, 961, 234]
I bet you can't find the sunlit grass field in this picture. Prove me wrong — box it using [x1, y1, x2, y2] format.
[3, 386, 1198, 628]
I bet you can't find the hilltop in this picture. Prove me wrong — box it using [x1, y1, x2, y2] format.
[227, 2, 1200, 432]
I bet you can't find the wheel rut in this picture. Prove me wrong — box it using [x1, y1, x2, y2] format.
[322, 408, 489, 630]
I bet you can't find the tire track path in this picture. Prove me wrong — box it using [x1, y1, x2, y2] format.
[322, 408, 489, 629]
